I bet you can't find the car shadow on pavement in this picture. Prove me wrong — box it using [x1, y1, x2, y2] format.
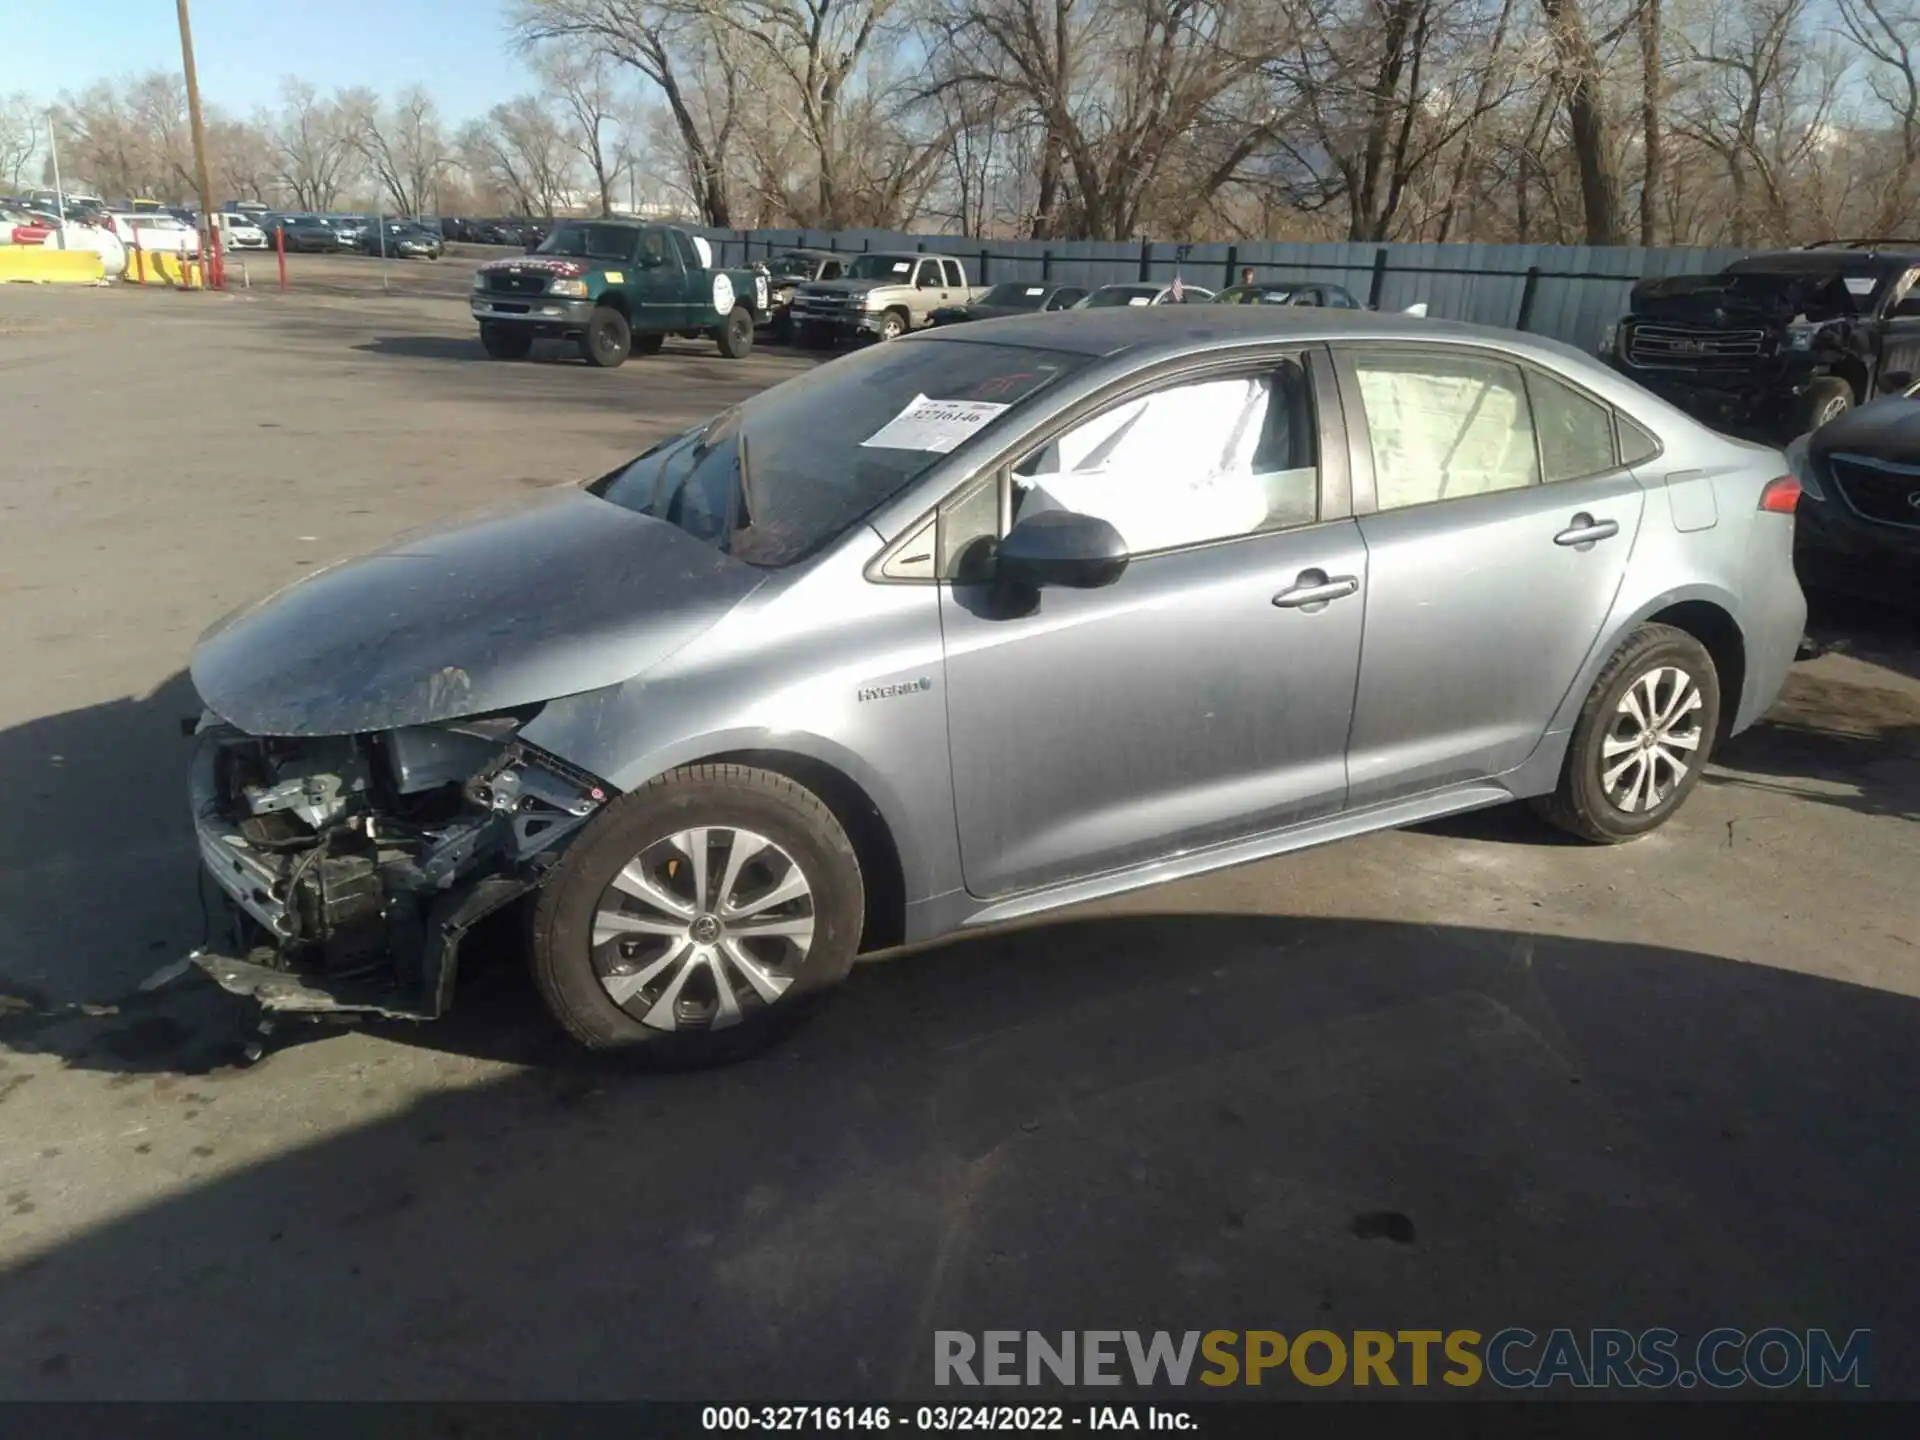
[2, 910, 1917, 1399]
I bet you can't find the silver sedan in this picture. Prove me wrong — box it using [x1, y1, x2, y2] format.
[186, 307, 1808, 1059]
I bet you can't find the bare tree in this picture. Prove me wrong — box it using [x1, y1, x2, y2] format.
[514, 0, 746, 225]
[0, 93, 43, 190]
[1537, 0, 1626, 244]
[1837, 0, 1920, 234]
[268, 80, 361, 210]
[345, 85, 454, 215]
[461, 98, 581, 215]
[536, 45, 634, 214]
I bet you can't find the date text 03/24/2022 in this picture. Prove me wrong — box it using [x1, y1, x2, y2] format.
[702, 1406, 1192, 1431]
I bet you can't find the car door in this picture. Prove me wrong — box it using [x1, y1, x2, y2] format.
[1877, 266, 1920, 392]
[936, 350, 1367, 898]
[631, 226, 683, 329]
[1332, 345, 1646, 807]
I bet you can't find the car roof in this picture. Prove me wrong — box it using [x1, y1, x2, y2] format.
[915, 303, 1512, 358]
[1731, 249, 1917, 273]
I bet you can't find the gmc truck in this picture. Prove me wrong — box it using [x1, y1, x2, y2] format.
[470, 220, 772, 367]
[788, 251, 990, 345]
[1601, 242, 1920, 439]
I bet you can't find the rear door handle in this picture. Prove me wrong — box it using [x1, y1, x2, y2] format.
[1554, 513, 1620, 546]
[1273, 570, 1360, 608]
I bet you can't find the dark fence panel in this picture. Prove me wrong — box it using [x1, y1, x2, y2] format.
[694, 226, 1751, 350]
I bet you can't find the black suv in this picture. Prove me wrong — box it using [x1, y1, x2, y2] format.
[1601, 241, 1920, 439]
[1789, 377, 1920, 603]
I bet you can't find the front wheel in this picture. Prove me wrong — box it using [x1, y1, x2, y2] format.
[1532, 623, 1721, 843]
[479, 322, 532, 360]
[716, 305, 755, 358]
[1797, 376, 1854, 433]
[529, 764, 865, 1060]
[580, 305, 631, 368]
[876, 309, 908, 342]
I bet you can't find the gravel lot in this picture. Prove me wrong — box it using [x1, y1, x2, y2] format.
[1, 261, 1917, 1399]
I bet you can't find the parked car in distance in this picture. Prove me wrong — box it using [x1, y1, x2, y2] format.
[1784, 372, 1920, 605]
[1601, 242, 1920, 439]
[470, 218, 770, 365]
[1076, 281, 1216, 308]
[758, 248, 847, 342]
[322, 214, 371, 247]
[215, 212, 268, 250]
[930, 281, 1089, 326]
[362, 220, 444, 259]
[272, 215, 345, 253]
[2, 206, 53, 245]
[789, 251, 992, 344]
[1214, 281, 1364, 309]
[184, 306, 1807, 1061]
[102, 211, 201, 255]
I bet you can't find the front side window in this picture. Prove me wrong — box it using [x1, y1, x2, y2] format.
[1526, 370, 1618, 482]
[1351, 351, 1540, 511]
[995, 360, 1321, 558]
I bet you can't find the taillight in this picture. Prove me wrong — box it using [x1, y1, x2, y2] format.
[1758, 475, 1801, 514]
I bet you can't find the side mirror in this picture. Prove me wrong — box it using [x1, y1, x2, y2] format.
[638, 251, 665, 269]
[997, 509, 1129, 590]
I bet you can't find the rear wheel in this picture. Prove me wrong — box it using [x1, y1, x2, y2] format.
[529, 764, 864, 1060]
[580, 305, 631, 368]
[716, 304, 755, 358]
[479, 322, 532, 360]
[1532, 623, 1721, 843]
[1797, 376, 1854, 432]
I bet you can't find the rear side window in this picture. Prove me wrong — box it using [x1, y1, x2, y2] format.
[942, 258, 964, 288]
[1617, 414, 1662, 465]
[1351, 352, 1540, 510]
[1525, 370, 1618, 482]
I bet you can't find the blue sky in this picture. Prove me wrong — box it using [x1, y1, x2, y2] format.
[3, 0, 534, 123]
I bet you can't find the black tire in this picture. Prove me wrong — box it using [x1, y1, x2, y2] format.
[876, 308, 909, 342]
[581, 304, 631, 368]
[1797, 376, 1854, 433]
[631, 331, 665, 356]
[716, 305, 755, 358]
[529, 764, 864, 1061]
[1531, 623, 1722, 844]
[479, 322, 532, 360]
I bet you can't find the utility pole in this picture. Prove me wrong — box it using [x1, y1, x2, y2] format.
[175, 0, 221, 285]
[46, 109, 66, 249]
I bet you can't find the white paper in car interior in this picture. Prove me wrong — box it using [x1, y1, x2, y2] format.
[1127, 296, 1152, 306]
[1844, 276, 1876, 296]
[892, 261, 911, 273]
[1026, 286, 1045, 296]
[861, 395, 1009, 453]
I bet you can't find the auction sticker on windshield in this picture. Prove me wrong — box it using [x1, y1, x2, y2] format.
[862, 394, 1010, 453]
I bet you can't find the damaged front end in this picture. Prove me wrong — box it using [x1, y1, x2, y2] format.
[189, 710, 611, 1020]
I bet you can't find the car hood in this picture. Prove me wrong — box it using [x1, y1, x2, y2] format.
[1810, 394, 1920, 463]
[191, 486, 764, 737]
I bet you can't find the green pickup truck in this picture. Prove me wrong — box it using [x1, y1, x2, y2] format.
[469, 219, 772, 367]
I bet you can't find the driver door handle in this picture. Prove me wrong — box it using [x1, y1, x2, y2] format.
[1273, 571, 1360, 608]
[1554, 513, 1619, 546]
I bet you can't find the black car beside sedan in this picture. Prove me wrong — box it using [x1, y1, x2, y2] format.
[1789, 376, 1920, 606]
[929, 281, 1089, 325]
[271, 215, 344, 253]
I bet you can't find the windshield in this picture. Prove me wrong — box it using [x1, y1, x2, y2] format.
[845, 254, 918, 280]
[1085, 285, 1160, 307]
[979, 283, 1050, 308]
[538, 222, 639, 262]
[1718, 262, 1872, 311]
[592, 340, 1089, 566]
[770, 252, 822, 275]
[1215, 285, 1293, 305]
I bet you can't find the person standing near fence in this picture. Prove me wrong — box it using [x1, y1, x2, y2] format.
[1240, 267, 1253, 285]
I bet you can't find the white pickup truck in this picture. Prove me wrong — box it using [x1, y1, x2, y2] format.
[788, 251, 991, 344]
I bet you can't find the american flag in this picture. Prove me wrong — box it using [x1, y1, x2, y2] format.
[1169, 274, 1185, 302]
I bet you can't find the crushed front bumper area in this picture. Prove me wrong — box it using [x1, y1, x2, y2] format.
[189, 718, 612, 1020]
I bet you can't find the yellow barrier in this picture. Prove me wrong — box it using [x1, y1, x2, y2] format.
[126, 249, 207, 288]
[0, 246, 107, 284]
